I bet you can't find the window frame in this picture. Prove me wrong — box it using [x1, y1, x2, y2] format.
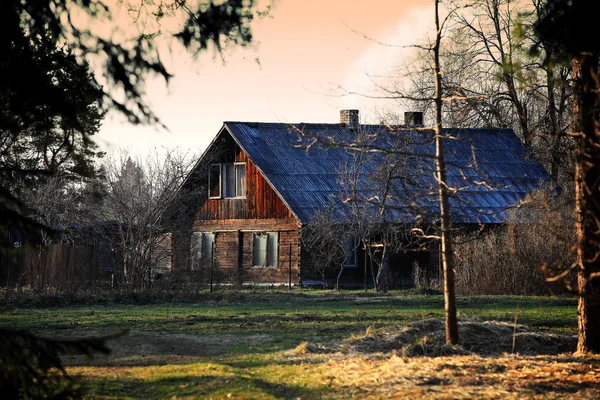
[208, 164, 222, 199]
[234, 162, 246, 198]
[252, 231, 279, 268]
[201, 232, 215, 264]
[190, 232, 215, 270]
[223, 163, 236, 198]
[210, 162, 246, 199]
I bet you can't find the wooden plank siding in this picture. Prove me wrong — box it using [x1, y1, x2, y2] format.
[199, 138, 295, 220]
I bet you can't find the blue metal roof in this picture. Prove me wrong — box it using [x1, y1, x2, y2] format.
[224, 122, 550, 225]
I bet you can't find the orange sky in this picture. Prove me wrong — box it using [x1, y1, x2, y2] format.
[97, 0, 433, 156]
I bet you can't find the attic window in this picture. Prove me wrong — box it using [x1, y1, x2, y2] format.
[208, 163, 246, 199]
[208, 164, 222, 199]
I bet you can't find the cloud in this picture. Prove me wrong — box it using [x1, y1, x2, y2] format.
[342, 5, 434, 110]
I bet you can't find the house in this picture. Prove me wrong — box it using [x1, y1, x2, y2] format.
[170, 110, 551, 287]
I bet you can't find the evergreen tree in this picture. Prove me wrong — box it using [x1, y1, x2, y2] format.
[533, 0, 600, 354]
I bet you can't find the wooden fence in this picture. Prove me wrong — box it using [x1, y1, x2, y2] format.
[0, 243, 112, 290]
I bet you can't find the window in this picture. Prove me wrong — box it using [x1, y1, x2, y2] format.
[224, 164, 235, 197]
[235, 163, 246, 196]
[190, 232, 215, 270]
[208, 163, 246, 199]
[202, 232, 215, 262]
[253, 232, 279, 268]
[223, 162, 245, 198]
[208, 164, 221, 198]
[343, 238, 358, 267]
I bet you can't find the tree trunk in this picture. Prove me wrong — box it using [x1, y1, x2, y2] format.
[434, 0, 459, 345]
[368, 244, 378, 292]
[572, 53, 600, 354]
[375, 245, 388, 293]
[336, 265, 344, 291]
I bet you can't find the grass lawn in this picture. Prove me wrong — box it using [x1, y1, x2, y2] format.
[2, 291, 598, 399]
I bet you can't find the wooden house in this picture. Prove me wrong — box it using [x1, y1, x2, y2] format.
[171, 110, 551, 287]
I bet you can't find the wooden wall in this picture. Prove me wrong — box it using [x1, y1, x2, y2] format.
[199, 135, 295, 220]
[173, 219, 302, 285]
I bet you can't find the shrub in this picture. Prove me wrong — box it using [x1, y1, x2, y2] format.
[454, 188, 574, 295]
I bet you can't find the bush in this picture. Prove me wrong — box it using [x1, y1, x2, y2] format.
[454, 189, 574, 295]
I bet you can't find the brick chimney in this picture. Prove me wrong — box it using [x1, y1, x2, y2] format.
[340, 109, 359, 130]
[404, 111, 423, 127]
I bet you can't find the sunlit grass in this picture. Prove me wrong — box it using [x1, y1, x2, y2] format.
[69, 354, 334, 399]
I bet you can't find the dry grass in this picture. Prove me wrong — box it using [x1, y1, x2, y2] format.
[278, 319, 592, 398]
[292, 341, 319, 355]
[278, 319, 595, 399]
[343, 318, 576, 356]
[454, 189, 575, 296]
[291, 341, 332, 356]
[308, 352, 600, 399]
[4, 296, 588, 398]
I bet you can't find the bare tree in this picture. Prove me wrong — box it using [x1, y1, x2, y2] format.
[21, 175, 104, 242]
[101, 148, 199, 289]
[301, 209, 351, 290]
[395, 1, 573, 185]
[432, 0, 459, 345]
[451, 0, 573, 181]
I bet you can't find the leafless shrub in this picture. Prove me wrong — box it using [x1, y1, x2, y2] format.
[411, 260, 432, 291]
[454, 188, 574, 295]
[101, 148, 200, 290]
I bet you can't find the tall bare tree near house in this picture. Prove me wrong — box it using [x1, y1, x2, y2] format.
[398, 0, 573, 185]
[454, 0, 574, 181]
[380, 0, 460, 343]
[433, 0, 459, 345]
[304, 1, 462, 341]
[533, 0, 600, 354]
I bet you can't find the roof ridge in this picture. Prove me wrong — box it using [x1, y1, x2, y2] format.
[224, 121, 514, 133]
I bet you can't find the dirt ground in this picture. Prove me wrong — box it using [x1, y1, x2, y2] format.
[61, 330, 274, 367]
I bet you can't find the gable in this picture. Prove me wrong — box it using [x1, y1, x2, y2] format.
[195, 128, 296, 221]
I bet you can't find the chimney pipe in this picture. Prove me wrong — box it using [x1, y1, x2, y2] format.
[340, 109, 359, 130]
[404, 111, 423, 127]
